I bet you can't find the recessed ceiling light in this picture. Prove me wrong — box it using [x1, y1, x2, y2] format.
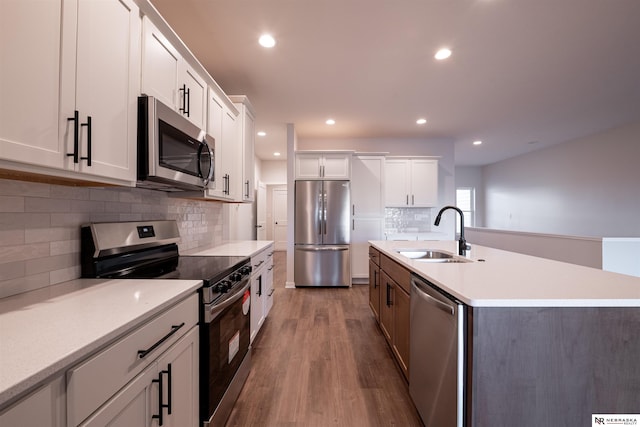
[435, 48, 452, 60]
[473, 140, 482, 146]
[416, 118, 427, 125]
[257, 131, 266, 137]
[258, 34, 276, 48]
[326, 119, 335, 125]
[273, 152, 281, 156]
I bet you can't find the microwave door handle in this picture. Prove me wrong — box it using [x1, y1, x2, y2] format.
[198, 141, 214, 187]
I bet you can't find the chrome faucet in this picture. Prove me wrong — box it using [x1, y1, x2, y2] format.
[434, 205, 470, 256]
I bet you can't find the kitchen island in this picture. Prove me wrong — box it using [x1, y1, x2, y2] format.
[369, 240, 640, 426]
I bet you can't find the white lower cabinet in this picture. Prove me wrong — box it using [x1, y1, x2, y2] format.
[67, 294, 199, 427]
[0, 376, 66, 427]
[250, 244, 274, 342]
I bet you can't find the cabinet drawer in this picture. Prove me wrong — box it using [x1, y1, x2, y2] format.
[380, 254, 411, 294]
[67, 293, 198, 426]
[369, 247, 380, 266]
[251, 246, 273, 274]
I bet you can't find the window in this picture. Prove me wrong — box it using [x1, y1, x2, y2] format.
[456, 187, 475, 233]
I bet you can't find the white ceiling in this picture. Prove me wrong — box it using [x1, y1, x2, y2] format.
[149, 0, 640, 166]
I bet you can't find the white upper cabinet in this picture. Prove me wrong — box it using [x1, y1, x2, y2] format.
[142, 17, 206, 130]
[1, 0, 140, 185]
[295, 152, 351, 180]
[1, 0, 66, 170]
[230, 96, 256, 202]
[385, 158, 438, 207]
[205, 88, 240, 201]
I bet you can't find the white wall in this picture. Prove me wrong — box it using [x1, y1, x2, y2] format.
[259, 159, 287, 184]
[482, 120, 640, 238]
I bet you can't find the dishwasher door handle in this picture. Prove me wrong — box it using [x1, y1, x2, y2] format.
[412, 282, 455, 315]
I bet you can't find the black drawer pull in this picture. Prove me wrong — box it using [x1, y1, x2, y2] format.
[137, 322, 185, 359]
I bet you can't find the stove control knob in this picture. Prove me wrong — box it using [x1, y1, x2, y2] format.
[216, 280, 231, 293]
[230, 272, 242, 282]
[241, 265, 252, 276]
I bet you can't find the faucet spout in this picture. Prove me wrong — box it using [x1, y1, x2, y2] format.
[434, 205, 469, 256]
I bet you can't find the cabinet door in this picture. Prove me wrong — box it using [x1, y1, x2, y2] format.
[352, 156, 385, 217]
[384, 159, 410, 207]
[250, 273, 265, 343]
[157, 326, 199, 427]
[393, 285, 410, 380]
[352, 218, 383, 279]
[322, 154, 351, 179]
[222, 109, 240, 200]
[0, 0, 65, 169]
[180, 63, 207, 129]
[79, 363, 157, 427]
[368, 259, 380, 322]
[72, 0, 139, 181]
[241, 106, 255, 201]
[379, 271, 394, 343]
[206, 89, 225, 198]
[142, 17, 180, 110]
[295, 154, 323, 179]
[410, 159, 438, 207]
[0, 376, 65, 427]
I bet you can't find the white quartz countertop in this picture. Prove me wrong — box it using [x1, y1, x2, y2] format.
[182, 240, 274, 257]
[0, 278, 202, 407]
[370, 240, 640, 307]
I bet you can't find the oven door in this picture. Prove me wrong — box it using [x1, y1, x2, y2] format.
[200, 278, 251, 427]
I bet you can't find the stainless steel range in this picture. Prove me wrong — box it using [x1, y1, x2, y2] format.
[80, 220, 252, 427]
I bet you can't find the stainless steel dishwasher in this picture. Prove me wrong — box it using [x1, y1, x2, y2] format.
[410, 274, 466, 427]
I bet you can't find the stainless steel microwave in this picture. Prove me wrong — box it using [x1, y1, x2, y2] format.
[137, 95, 214, 192]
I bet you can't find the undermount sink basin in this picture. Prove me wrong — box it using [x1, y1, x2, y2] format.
[396, 249, 472, 263]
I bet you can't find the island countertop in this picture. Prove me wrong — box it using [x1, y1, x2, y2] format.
[0, 278, 202, 408]
[369, 240, 640, 307]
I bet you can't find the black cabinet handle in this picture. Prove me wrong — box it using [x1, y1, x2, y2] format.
[152, 371, 164, 425]
[185, 87, 190, 117]
[258, 275, 262, 297]
[386, 283, 392, 306]
[245, 180, 250, 198]
[166, 363, 173, 415]
[412, 195, 415, 205]
[67, 110, 79, 163]
[373, 270, 378, 288]
[137, 323, 185, 359]
[179, 84, 187, 116]
[80, 116, 92, 166]
[406, 195, 409, 205]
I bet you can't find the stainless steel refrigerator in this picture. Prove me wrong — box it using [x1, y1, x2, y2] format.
[294, 180, 351, 287]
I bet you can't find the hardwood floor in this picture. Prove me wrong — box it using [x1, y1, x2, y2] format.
[226, 251, 423, 426]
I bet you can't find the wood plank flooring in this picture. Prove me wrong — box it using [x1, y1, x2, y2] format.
[225, 251, 423, 426]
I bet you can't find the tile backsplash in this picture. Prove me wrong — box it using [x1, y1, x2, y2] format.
[384, 207, 433, 233]
[0, 178, 224, 298]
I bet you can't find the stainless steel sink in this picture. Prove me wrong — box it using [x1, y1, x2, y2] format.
[396, 249, 472, 263]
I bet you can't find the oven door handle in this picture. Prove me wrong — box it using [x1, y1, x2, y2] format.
[204, 278, 251, 323]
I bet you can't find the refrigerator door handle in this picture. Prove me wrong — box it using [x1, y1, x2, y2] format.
[295, 246, 349, 252]
[323, 191, 328, 235]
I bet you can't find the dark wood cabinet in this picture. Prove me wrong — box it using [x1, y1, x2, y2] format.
[370, 247, 411, 381]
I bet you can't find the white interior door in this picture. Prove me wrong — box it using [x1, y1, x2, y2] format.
[272, 188, 288, 251]
[256, 182, 267, 240]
